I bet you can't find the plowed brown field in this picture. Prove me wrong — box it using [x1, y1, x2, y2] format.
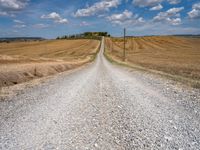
[0, 39, 99, 63]
[105, 36, 200, 86]
[0, 39, 100, 87]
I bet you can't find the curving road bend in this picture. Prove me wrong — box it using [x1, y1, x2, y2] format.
[0, 38, 200, 149]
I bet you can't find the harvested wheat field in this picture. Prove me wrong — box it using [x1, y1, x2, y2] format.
[105, 36, 200, 86]
[0, 39, 100, 87]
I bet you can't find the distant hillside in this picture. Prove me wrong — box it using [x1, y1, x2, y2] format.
[0, 37, 45, 42]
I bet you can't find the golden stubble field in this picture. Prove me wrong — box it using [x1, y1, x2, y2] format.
[0, 39, 100, 87]
[105, 36, 200, 86]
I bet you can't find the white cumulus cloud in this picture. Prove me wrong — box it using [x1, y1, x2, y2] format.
[167, 0, 181, 5]
[150, 4, 163, 11]
[107, 10, 145, 26]
[132, 0, 163, 7]
[0, 11, 7, 15]
[188, 2, 200, 19]
[13, 19, 24, 24]
[107, 10, 133, 22]
[153, 7, 184, 25]
[0, 0, 29, 16]
[41, 12, 68, 24]
[80, 21, 90, 26]
[74, 0, 121, 17]
[14, 24, 26, 28]
[166, 17, 181, 25]
[0, 0, 28, 10]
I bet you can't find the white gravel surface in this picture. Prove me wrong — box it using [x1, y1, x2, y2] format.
[0, 38, 200, 150]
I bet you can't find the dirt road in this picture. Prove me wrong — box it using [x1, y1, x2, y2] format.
[0, 38, 200, 149]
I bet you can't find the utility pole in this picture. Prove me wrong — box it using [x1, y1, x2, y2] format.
[132, 36, 134, 51]
[111, 37, 113, 52]
[123, 28, 126, 61]
[109, 37, 111, 50]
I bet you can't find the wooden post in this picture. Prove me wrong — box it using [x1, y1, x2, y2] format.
[123, 28, 126, 61]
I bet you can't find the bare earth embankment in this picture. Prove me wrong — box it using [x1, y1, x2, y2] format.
[105, 36, 200, 87]
[0, 39, 100, 87]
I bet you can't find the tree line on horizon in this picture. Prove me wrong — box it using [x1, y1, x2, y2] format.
[56, 32, 110, 40]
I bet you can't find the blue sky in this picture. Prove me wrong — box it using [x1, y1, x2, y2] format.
[0, 0, 200, 38]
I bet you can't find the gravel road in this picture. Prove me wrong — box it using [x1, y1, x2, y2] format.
[0, 38, 200, 150]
